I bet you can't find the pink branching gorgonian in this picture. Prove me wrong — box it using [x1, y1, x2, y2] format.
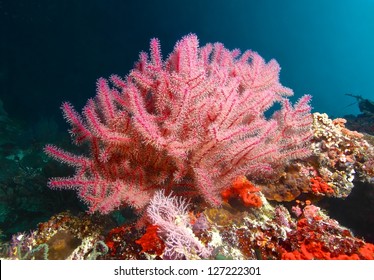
[45, 34, 312, 214]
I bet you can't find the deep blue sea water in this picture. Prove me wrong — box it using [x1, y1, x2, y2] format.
[1, 0, 374, 124]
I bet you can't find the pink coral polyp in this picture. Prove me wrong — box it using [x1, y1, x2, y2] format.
[45, 34, 313, 214]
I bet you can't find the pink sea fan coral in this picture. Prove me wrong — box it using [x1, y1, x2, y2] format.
[45, 34, 312, 214]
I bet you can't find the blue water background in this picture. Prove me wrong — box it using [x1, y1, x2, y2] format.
[1, 0, 373, 123]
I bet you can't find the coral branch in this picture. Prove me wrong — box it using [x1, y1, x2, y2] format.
[45, 34, 312, 213]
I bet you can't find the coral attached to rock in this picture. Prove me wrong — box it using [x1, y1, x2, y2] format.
[45, 34, 312, 214]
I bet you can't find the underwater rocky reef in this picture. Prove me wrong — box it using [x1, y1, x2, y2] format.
[1, 35, 373, 260]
